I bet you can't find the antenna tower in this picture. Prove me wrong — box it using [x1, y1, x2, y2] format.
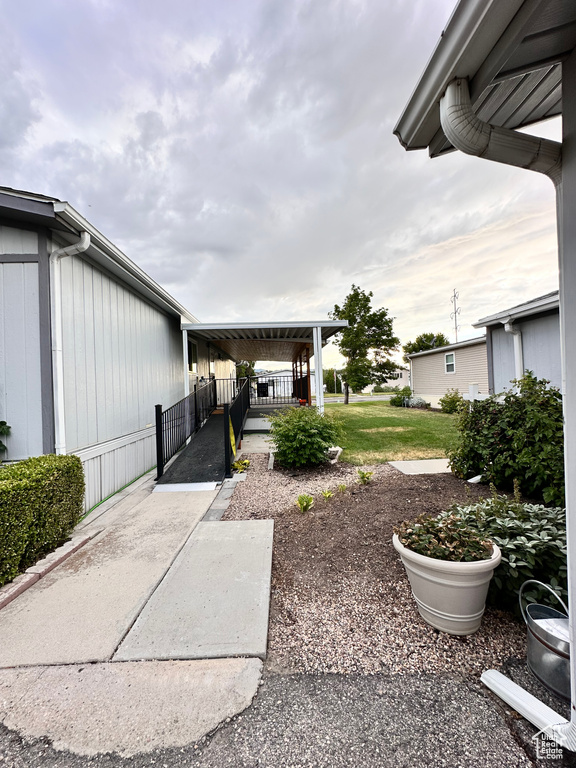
[450, 289, 461, 342]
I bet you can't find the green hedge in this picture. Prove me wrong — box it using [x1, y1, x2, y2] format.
[0, 455, 85, 587]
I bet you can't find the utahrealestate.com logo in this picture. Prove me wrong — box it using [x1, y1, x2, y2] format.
[532, 727, 566, 760]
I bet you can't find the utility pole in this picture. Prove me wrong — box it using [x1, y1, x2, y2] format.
[450, 289, 461, 342]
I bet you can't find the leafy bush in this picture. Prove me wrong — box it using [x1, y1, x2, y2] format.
[448, 373, 564, 506]
[0, 455, 85, 587]
[269, 407, 342, 468]
[395, 513, 493, 562]
[408, 396, 430, 409]
[441, 489, 566, 610]
[389, 386, 412, 407]
[439, 388, 465, 414]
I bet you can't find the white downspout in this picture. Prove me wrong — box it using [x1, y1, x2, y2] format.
[440, 78, 562, 187]
[313, 326, 324, 414]
[440, 77, 576, 750]
[503, 321, 524, 381]
[50, 232, 91, 455]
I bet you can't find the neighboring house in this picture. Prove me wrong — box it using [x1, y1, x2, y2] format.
[407, 337, 488, 408]
[387, 367, 410, 388]
[474, 292, 560, 393]
[1, 187, 344, 510]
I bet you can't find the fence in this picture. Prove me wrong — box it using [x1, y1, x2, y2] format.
[155, 378, 217, 479]
[224, 378, 251, 477]
[249, 375, 307, 405]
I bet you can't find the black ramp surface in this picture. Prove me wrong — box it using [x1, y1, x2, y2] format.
[157, 414, 226, 484]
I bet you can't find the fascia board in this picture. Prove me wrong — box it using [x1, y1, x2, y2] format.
[406, 336, 486, 359]
[474, 293, 560, 327]
[53, 202, 198, 323]
[393, 0, 524, 151]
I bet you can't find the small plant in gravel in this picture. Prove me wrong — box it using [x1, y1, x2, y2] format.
[295, 494, 314, 512]
[269, 407, 342, 468]
[337, 484, 347, 493]
[232, 459, 250, 473]
[394, 513, 494, 562]
[321, 489, 334, 499]
[357, 470, 374, 485]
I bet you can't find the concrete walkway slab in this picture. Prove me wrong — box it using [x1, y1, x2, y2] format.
[0, 490, 217, 668]
[115, 520, 274, 662]
[237, 433, 273, 454]
[0, 658, 262, 758]
[389, 459, 451, 475]
[153, 482, 219, 492]
[243, 417, 271, 433]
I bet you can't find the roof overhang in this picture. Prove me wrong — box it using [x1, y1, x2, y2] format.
[394, 0, 575, 157]
[181, 321, 347, 363]
[474, 290, 559, 327]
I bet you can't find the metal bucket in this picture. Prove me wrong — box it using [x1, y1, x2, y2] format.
[519, 579, 570, 701]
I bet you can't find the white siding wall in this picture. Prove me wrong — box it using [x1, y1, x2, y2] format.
[0, 226, 38, 255]
[60, 255, 184, 453]
[0, 262, 43, 459]
[491, 314, 561, 393]
[411, 343, 489, 408]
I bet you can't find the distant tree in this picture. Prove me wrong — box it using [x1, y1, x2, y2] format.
[236, 360, 256, 379]
[330, 285, 400, 404]
[323, 368, 343, 394]
[402, 332, 450, 362]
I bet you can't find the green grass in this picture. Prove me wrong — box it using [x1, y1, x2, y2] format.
[325, 400, 458, 465]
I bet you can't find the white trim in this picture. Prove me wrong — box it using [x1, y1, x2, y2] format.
[73, 426, 156, 462]
[407, 336, 485, 359]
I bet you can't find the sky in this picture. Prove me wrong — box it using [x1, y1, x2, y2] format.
[1, 0, 561, 369]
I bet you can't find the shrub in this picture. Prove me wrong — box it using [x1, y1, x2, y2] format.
[269, 407, 342, 468]
[0, 421, 10, 455]
[389, 386, 412, 407]
[408, 396, 429, 409]
[357, 469, 374, 485]
[439, 388, 465, 414]
[441, 489, 567, 611]
[395, 513, 493, 562]
[296, 493, 314, 512]
[448, 372, 564, 506]
[0, 455, 85, 586]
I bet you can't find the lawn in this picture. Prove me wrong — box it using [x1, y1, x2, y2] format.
[325, 400, 458, 464]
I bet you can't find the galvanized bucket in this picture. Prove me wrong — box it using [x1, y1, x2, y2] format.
[519, 579, 570, 701]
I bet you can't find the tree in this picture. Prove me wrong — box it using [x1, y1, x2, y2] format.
[323, 368, 343, 394]
[236, 360, 256, 379]
[402, 332, 450, 362]
[330, 285, 399, 404]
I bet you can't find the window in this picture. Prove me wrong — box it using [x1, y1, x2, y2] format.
[445, 352, 455, 374]
[188, 340, 198, 373]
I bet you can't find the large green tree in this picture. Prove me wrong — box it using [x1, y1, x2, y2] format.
[330, 285, 399, 403]
[236, 360, 256, 379]
[402, 332, 450, 362]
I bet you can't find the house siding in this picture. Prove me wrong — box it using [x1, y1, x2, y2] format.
[490, 313, 561, 393]
[411, 342, 488, 408]
[0, 260, 43, 459]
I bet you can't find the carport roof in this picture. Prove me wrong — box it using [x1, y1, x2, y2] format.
[181, 320, 347, 363]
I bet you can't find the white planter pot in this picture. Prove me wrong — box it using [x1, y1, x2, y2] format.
[392, 533, 502, 636]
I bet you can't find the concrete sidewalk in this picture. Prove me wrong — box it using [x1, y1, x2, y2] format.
[0, 472, 272, 757]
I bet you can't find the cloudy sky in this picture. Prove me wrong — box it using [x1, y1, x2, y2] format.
[1, 0, 560, 367]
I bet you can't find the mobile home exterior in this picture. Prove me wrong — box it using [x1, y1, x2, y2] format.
[407, 337, 488, 408]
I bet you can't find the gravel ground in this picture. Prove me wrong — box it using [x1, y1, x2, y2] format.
[223, 455, 527, 677]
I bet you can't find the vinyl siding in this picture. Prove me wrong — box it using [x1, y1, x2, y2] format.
[411, 342, 488, 408]
[59, 254, 185, 453]
[0, 226, 38, 254]
[0, 261, 43, 459]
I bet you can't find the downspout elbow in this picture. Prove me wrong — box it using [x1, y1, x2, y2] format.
[50, 232, 91, 455]
[440, 79, 562, 188]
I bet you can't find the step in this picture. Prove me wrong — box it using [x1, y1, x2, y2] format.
[114, 520, 274, 662]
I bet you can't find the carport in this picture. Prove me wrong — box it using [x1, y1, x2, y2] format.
[180, 320, 347, 414]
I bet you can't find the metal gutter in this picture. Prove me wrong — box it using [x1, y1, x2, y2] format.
[406, 335, 486, 359]
[474, 291, 559, 327]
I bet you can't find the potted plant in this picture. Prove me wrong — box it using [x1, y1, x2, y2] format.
[392, 513, 501, 636]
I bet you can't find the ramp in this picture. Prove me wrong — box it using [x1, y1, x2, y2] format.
[115, 520, 274, 661]
[157, 414, 226, 484]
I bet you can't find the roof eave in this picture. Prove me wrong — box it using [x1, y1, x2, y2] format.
[393, 0, 525, 152]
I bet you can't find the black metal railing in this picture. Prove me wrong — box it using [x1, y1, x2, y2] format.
[155, 378, 217, 479]
[249, 375, 306, 405]
[224, 378, 250, 477]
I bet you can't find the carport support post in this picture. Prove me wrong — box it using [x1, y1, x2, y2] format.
[313, 325, 324, 414]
